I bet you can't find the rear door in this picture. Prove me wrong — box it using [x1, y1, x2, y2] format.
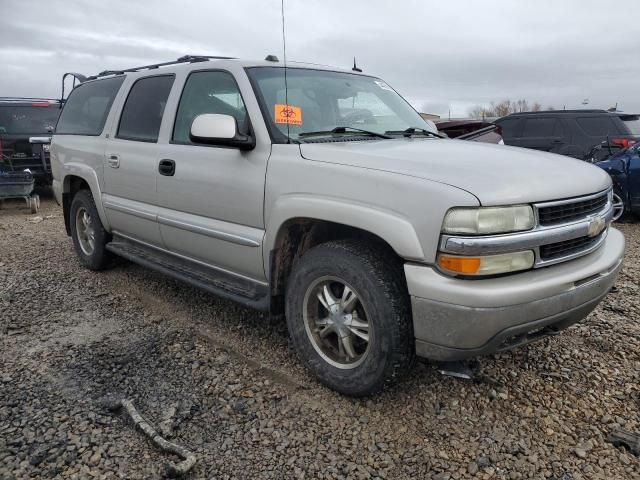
[511, 116, 566, 153]
[102, 74, 175, 246]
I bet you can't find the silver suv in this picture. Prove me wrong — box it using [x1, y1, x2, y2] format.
[51, 55, 625, 396]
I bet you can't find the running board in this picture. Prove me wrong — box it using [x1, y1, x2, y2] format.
[106, 236, 269, 311]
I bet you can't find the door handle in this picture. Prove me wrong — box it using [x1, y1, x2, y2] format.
[107, 154, 120, 168]
[158, 159, 176, 176]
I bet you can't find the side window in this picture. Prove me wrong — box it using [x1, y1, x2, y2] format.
[522, 118, 562, 137]
[497, 118, 519, 138]
[117, 75, 174, 142]
[56, 76, 124, 135]
[173, 71, 247, 144]
[576, 116, 617, 136]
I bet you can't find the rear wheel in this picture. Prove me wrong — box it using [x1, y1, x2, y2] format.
[70, 189, 112, 270]
[285, 239, 414, 396]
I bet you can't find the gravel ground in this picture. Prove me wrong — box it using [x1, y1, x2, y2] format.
[1, 195, 639, 480]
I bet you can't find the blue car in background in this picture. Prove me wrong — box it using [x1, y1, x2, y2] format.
[596, 142, 640, 221]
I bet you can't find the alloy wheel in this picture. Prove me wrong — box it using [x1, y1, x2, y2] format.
[75, 207, 96, 255]
[302, 276, 371, 369]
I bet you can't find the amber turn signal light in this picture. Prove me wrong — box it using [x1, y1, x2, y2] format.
[437, 255, 481, 274]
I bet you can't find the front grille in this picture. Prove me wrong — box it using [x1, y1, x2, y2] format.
[539, 234, 602, 261]
[538, 193, 608, 226]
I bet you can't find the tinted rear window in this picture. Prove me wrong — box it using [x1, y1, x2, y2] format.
[522, 117, 562, 137]
[576, 116, 621, 136]
[0, 105, 60, 135]
[620, 117, 640, 135]
[117, 75, 174, 142]
[56, 77, 124, 135]
[496, 118, 519, 138]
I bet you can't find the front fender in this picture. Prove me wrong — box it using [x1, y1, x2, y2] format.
[263, 194, 425, 276]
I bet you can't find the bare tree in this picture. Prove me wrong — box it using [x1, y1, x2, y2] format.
[467, 105, 492, 119]
[468, 99, 551, 118]
[493, 100, 512, 117]
[514, 99, 529, 113]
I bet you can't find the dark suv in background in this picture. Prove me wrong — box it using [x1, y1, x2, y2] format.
[0, 98, 62, 185]
[495, 109, 639, 160]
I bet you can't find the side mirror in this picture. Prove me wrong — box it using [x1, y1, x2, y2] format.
[190, 114, 255, 150]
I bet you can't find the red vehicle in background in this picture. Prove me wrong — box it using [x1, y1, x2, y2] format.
[435, 119, 503, 144]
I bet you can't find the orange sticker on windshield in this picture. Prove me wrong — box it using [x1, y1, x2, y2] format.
[274, 104, 303, 126]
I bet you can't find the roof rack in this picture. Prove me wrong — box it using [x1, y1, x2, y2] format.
[85, 55, 236, 80]
[509, 109, 608, 115]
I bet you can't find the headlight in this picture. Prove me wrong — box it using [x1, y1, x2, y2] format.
[437, 251, 535, 276]
[442, 205, 535, 235]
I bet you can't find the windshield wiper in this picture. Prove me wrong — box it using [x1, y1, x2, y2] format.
[298, 126, 392, 140]
[385, 127, 445, 138]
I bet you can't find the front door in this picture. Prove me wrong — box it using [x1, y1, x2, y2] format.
[156, 70, 269, 282]
[103, 75, 175, 246]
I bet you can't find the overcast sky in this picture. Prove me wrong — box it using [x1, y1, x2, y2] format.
[1, 0, 639, 117]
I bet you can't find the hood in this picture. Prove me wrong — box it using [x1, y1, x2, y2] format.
[300, 139, 611, 205]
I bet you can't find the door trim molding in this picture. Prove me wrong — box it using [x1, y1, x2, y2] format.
[157, 215, 260, 247]
[103, 199, 156, 221]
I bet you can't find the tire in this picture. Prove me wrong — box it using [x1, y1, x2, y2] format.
[612, 190, 626, 222]
[285, 239, 415, 396]
[69, 189, 112, 270]
[29, 194, 40, 214]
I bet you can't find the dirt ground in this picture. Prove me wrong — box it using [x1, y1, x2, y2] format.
[1, 195, 639, 480]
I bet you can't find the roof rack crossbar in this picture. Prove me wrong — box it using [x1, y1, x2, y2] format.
[85, 55, 236, 80]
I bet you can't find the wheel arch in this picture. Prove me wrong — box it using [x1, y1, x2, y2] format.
[61, 166, 109, 235]
[265, 200, 420, 315]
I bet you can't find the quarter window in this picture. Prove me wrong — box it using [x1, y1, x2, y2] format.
[522, 118, 562, 137]
[576, 116, 619, 136]
[56, 77, 124, 135]
[173, 71, 247, 144]
[117, 75, 174, 142]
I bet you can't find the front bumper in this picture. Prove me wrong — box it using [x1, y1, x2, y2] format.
[406, 227, 625, 361]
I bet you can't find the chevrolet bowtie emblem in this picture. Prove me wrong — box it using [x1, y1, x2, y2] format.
[587, 215, 606, 237]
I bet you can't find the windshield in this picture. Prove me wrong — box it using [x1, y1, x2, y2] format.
[0, 105, 60, 135]
[246, 67, 434, 142]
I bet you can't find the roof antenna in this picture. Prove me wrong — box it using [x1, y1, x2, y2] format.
[352, 57, 362, 72]
[281, 0, 290, 144]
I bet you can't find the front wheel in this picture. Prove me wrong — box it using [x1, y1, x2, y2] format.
[285, 239, 415, 396]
